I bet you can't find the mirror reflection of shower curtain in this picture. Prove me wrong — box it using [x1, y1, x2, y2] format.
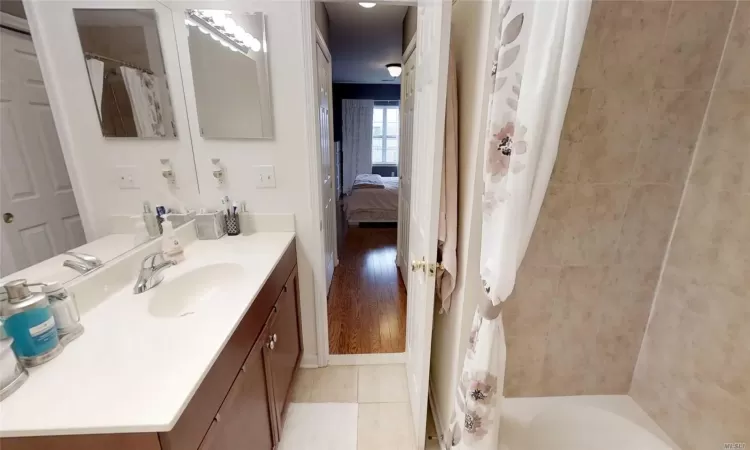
[85, 58, 105, 117]
[119, 66, 166, 138]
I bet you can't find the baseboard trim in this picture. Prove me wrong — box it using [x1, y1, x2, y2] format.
[328, 352, 406, 366]
[300, 354, 319, 368]
[428, 381, 448, 450]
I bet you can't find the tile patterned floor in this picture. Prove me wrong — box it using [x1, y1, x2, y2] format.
[281, 364, 442, 450]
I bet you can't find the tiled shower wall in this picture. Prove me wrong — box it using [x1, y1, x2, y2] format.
[502, 0, 736, 396]
[630, 2, 750, 449]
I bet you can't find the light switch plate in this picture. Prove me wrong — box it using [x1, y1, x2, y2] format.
[116, 166, 139, 190]
[253, 165, 276, 188]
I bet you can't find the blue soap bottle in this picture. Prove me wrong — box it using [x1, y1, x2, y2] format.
[2, 280, 63, 367]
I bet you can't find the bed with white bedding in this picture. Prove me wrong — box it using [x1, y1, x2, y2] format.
[344, 174, 399, 224]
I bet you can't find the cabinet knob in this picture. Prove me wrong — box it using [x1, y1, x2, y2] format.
[272, 334, 278, 343]
[215, 413, 221, 423]
[241, 364, 247, 373]
[268, 341, 275, 350]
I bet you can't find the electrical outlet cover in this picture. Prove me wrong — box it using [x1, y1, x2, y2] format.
[253, 165, 276, 188]
[116, 166, 139, 190]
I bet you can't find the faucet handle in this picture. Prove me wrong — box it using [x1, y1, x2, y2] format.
[140, 252, 167, 269]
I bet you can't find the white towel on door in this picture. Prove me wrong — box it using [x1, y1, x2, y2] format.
[437, 49, 458, 313]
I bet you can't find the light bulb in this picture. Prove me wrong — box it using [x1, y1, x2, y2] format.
[359, 2, 376, 8]
[386, 64, 402, 77]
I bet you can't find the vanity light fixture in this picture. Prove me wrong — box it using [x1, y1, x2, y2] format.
[386, 63, 402, 77]
[186, 10, 262, 54]
[359, 2, 376, 8]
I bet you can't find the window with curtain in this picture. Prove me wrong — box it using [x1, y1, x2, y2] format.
[372, 106, 399, 165]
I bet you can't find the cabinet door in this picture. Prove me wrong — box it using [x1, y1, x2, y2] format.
[268, 272, 302, 432]
[198, 336, 274, 450]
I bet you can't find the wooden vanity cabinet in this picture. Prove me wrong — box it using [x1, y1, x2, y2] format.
[266, 271, 302, 437]
[1, 241, 301, 450]
[198, 315, 277, 450]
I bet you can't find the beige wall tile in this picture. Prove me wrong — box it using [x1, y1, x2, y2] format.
[616, 184, 681, 267]
[576, 88, 650, 183]
[561, 88, 592, 143]
[539, 267, 603, 395]
[550, 139, 581, 184]
[598, 1, 671, 89]
[357, 403, 416, 450]
[717, 1, 750, 88]
[291, 366, 358, 403]
[503, 265, 561, 336]
[357, 364, 409, 403]
[524, 184, 576, 266]
[691, 89, 750, 195]
[573, 0, 610, 89]
[654, 1, 735, 89]
[562, 184, 630, 265]
[504, 333, 547, 397]
[667, 187, 750, 288]
[633, 89, 711, 184]
[587, 264, 660, 393]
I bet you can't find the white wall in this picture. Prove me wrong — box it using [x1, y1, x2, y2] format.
[430, 0, 495, 435]
[24, 0, 200, 240]
[171, 0, 320, 362]
[26, 0, 322, 362]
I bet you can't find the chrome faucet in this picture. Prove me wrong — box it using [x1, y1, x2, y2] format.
[133, 252, 175, 294]
[63, 251, 103, 274]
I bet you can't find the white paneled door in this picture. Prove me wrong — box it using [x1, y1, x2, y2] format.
[0, 28, 85, 276]
[397, 40, 417, 291]
[316, 40, 336, 294]
[406, 2, 452, 449]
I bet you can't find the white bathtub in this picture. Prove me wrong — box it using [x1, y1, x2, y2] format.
[499, 395, 680, 450]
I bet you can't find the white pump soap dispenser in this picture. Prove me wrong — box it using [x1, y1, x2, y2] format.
[161, 219, 185, 264]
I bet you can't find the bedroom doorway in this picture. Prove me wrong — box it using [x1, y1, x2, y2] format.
[315, 1, 415, 357]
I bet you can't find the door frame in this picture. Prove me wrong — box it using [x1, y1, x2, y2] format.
[301, 0, 332, 367]
[314, 27, 338, 292]
[301, 1, 420, 368]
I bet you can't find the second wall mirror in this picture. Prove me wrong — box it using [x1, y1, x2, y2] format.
[73, 9, 177, 139]
[184, 10, 273, 139]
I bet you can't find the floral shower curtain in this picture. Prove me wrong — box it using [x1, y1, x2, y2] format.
[450, 0, 590, 448]
[120, 66, 166, 138]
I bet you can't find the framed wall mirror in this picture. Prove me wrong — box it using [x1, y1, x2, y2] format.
[73, 9, 177, 139]
[184, 10, 273, 139]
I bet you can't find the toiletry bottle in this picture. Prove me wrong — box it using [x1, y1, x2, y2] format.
[240, 201, 253, 236]
[143, 201, 161, 238]
[161, 220, 185, 264]
[43, 282, 84, 345]
[0, 290, 9, 341]
[2, 280, 63, 367]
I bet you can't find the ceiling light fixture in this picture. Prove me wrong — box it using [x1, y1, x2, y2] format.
[386, 63, 402, 77]
[359, 2, 377, 8]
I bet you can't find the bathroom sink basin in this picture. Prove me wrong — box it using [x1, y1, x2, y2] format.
[147, 263, 245, 318]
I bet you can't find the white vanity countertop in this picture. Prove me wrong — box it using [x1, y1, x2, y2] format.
[0, 233, 138, 287]
[0, 232, 296, 438]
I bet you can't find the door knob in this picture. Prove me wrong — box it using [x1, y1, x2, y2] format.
[2, 213, 13, 224]
[411, 258, 426, 272]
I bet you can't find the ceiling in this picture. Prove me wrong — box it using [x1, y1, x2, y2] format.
[325, 2, 408, 84]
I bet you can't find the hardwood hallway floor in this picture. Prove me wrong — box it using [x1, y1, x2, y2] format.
[328, 226, 407, 354]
